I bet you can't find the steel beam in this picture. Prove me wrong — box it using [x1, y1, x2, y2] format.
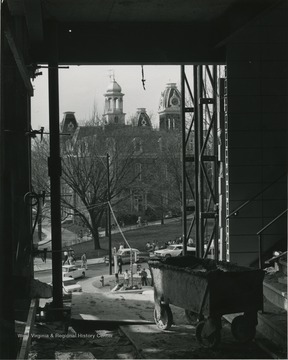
[48, 21, 63, 312]
[2, 16, 33, 96]
[181, 65, 187, 254]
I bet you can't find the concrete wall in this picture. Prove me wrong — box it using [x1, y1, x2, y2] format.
[226, 2, 287, 267]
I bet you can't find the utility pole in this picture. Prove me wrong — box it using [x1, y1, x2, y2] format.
[107, 154, 112, 275]
[38, 200, 42, 241]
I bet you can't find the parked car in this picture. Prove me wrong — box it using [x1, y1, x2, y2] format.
[49, 278, 82, 299]
[105, 247, 150, 265]
[62, 277, 82, 294]
[153, 244, 196, 258]
[62, 264, 85, 279]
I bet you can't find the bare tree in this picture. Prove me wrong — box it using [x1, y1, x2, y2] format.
[144, 130, 182, 223]
[31, 136, 51, 240]
[61, 125, 139, 249]
[31, 136, 50, 195]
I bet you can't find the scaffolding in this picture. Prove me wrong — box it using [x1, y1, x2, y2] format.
[181, 65, 226, 261]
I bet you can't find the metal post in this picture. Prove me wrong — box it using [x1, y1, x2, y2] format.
[194, 65, 200, 258]
[0, 5, 17, 356]
[197, 66, 204, 257]
[180, 65, 187, 255]
[258, 234, 263, 269]
[37, 199, 42, 241]
[218, 77, 226, 261]
[107, 153, 112, 275]
[212, 66, 219, 261]
[48, 21, 63, 312]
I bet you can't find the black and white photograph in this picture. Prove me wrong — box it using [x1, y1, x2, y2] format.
[0, 1, 287, 359]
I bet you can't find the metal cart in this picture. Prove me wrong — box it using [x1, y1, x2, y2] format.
[148, 256, 264, 348]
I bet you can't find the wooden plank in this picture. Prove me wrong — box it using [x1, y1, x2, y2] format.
[18, 298, 39, 360]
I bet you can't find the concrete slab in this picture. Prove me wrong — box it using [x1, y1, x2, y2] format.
[71, 291, 155, 324]
[120, 321, 271, 359]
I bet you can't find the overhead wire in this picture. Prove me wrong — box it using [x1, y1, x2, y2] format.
[108, 201, 131, 249]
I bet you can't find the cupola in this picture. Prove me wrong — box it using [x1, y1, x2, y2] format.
[103, 76, 125, 125]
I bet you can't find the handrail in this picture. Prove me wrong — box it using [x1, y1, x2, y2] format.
[257, 209, 288, 235]
[257, 209, 288, 269]
[226, 172, 286, 219]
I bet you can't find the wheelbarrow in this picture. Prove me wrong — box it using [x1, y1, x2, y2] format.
[148, 256, 265, 348]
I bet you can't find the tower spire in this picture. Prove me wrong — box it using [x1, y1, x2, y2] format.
[108, 69, 115, 82]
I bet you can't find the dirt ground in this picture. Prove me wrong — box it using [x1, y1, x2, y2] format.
[29, 274, 272, 359]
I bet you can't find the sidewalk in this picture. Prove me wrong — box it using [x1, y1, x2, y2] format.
[34, 256, 105, 272]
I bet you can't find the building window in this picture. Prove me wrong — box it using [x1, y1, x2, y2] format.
[163, 191, 168, 206]
[106, 137, 116, 152]
[135, 163, 142, 181]
[133, 192, 143, 212]
[158, 137, 162, 151]
[133, 137, 142, 153]
[164, 164, 168, 180]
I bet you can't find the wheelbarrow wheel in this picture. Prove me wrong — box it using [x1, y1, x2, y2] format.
[154, 304, 173, 330]
[185, 310, 203, 326]
[196, 320, 221, 349]
[231, 315, 256, 343]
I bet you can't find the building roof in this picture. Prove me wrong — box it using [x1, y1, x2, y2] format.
[158, 83, 181, 114]
[105, 80, 122, 94]
[131, 108, 152, 128]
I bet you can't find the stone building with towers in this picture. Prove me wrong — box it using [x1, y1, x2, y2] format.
[60, 77, 182, 225]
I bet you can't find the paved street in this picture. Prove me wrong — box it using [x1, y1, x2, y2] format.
[34, 260, 150, 288]
[35, 262, 108, 284]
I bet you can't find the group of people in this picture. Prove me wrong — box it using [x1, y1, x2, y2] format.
[119, 267, 149, 287]
[62, 248, 88, 270]
[63, 248, 76, 265]
[145, 241, 159, 252]
[116, 255, 149, 287]
[146, 236, 194, 250]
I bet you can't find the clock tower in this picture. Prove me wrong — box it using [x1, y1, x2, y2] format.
[158, 83, 181, 131]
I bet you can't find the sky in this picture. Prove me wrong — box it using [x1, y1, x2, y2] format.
[31, 65, 181, 130]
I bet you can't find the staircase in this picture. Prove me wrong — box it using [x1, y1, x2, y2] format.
[257, 252, 287, 358]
